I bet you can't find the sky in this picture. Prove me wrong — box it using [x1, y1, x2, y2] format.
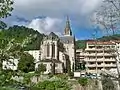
[3, 0, 104, 40]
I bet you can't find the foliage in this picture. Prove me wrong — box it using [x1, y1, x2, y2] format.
[91, 0, 120, 35]
[75, 34, 120, 49]
[98, 34, 120, 41]
[55, 74, 68, 80]
[76, 40, 86, 49]
[0, 21, 7, 29]
[36, 63, 46, 74]
[0, 87, 17, 90]
[78, 77, 88, 86]
[35, 80, 71, 90]
[0, 25, 44, 50]
[0, 0, 13, 18]
[18, 53, 35, 73]
[102, 76, 115, 90]
[23, 73, 34, 87]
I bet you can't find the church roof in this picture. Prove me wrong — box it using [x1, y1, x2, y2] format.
[64, 16, 72, 36]
[47, 32, 59, 40]
[40, 59, 62, 63]
[60, 36, 74, 44]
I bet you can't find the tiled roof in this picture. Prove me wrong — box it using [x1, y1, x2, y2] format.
[87, 41, 115, 45]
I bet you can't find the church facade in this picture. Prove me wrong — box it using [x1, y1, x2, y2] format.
[36, 17, 76, 74]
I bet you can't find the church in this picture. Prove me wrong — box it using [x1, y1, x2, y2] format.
[36, 17, 76, 74]
[2, 17, 76, 74]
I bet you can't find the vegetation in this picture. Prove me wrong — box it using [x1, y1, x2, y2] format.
[102, 75, 115, 90]
[0, 25, 44, 50]
[35, 63, 46, 82]
[18, 53, 35, 73]
[76, 34, 120, 49]
[76, 40, 86, 49]
[36, 63, 46, 74]
[98, 34, 120, 41]
[78, 77, 88, 90]
[0, 0, 13, 18]
[34, 80, 71, 90]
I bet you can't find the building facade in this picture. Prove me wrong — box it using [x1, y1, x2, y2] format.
[37, 17, 76, 74]
[84, 41, 117, 74]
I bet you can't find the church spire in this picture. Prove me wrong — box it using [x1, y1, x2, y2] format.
[64, 16, 72, 36]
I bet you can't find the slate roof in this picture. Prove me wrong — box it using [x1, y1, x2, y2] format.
[60, 36, 74, 44]
[40, 59, 62, 63]
[47, 32, 59, 40]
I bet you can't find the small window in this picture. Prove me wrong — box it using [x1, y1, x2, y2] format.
[55, 63, 58, 67]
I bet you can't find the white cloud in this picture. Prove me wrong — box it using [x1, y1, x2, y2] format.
[13, 0, 102, 19]
[4, 0, 103, 38]
[27, 17, 63, 36]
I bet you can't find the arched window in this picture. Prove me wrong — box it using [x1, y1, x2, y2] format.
[47, 43, 50, 57]
[52, 43, 55, 57]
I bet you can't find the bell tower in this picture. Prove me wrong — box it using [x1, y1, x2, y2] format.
[64, 16, 72, 36]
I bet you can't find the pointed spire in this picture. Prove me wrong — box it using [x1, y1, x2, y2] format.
[64, 16, 72, 36]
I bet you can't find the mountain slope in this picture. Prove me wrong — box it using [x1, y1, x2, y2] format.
[0, 25, 44, 50]
[76, 34, 120, 49]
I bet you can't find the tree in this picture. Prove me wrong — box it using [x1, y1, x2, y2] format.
[0, 34, 37, 71]
[91, 0, 120, 35]
[0, 0, 13, 18]
[0, 0, 13, 31]
[78, 77, 88, 90]
[35, 63, 46, 82]
[36, 63, 46, 74]
[0, 21, 7, 29]
[102, 75, 115, 90]
[18, 53, 35, 73]
[91, 0, 120, 88]
[35, 80, 71, 90]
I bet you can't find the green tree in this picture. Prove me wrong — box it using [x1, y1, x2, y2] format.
[35, 80, 71, 90]
[0, 0, 13, 18]
[0, 21, 7, 29]
[78, 77, 88, 90]
[36, 63, 46, 74]
[0, 0, 13, 31]
[18, 53, 35, 73]
[35, 63, 46, 82]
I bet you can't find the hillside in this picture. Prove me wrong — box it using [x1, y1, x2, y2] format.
[0, 25, 44, 50]
[76, 34, 120, 49]
[2, 25, 120, 50]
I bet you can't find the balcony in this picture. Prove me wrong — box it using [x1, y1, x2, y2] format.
[86, 63, 116, 68]
[104, 59, 116, 62]
[85, 59, 104, 62]
[85, 48, 115, 51]
[84, 53, 116, 57]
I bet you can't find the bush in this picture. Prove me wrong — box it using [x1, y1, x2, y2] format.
[55, 74, 68, 80]
[48, 73, 53, 78]
[69, 72, 74, 79]
[78, 77, 88, 86]
[36, 80, 71, 90]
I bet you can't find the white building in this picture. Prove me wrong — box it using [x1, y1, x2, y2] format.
[84, 41, 117, 74]
[3, 59, 19, 70]
[38, 17, 76, 74]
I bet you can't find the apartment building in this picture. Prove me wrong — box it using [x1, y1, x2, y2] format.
[76, 49, 85, 63]
[84, 41, 117, 74]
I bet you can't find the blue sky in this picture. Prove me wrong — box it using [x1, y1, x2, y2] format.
[3, 0, 106, 40]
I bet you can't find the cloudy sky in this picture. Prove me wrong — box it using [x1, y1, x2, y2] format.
[4, 0, 103, 40]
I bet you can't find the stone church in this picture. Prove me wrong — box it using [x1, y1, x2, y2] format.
[37, 17, 76, 74]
